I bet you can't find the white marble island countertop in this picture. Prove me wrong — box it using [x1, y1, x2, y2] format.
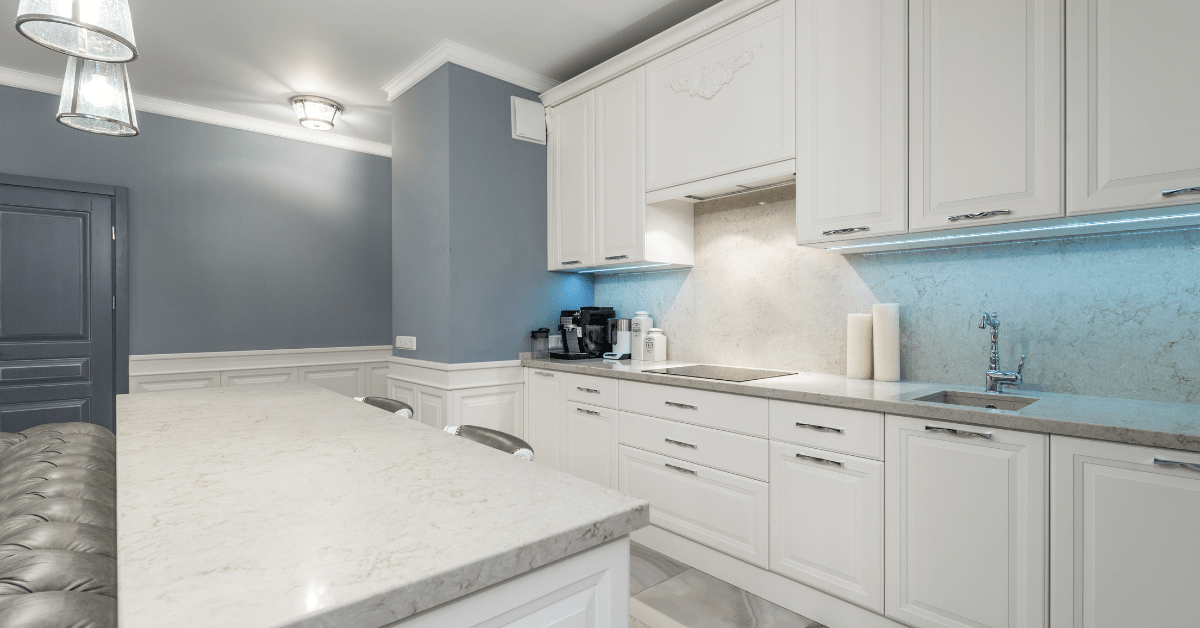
[116, 384, 648, 628]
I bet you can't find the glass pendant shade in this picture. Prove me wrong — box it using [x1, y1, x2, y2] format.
[16, 0, 137, 62]
[290, 96, 342, 131]
[58, 56, 138, 136]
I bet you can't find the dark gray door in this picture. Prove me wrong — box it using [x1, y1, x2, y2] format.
[0, 183, 114, 432]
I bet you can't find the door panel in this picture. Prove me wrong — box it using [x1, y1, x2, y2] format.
[595, 69, 645, 264]
[0, 184, 113, 431]
[549, 93, 595, 269]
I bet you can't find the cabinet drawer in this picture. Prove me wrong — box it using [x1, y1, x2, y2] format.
[567, 373, 618, 408]
[619, 445, 768, 567]
[619, 411, 768, 481]
[769, 400, 883, 460]
[618, 380, 768, 437]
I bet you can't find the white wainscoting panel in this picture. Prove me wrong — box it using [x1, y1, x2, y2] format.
[386, 357, 525, 436]
[129, 346, 390, 399]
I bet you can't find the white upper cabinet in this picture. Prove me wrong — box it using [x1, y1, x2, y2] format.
[795, 0, 908, 244]
[1066, 0, 1200, 216]
[548, 92, 594, 270]
[909, 0, 1064, 232]
[645, 0, 796, 192]
[595, 68, 645, 265]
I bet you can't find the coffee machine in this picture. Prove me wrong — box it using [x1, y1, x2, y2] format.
[550, 307, 616, 359]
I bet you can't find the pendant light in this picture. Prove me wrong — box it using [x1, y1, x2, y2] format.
[290, 96, 342, 131]
[15, 0, 137, 62]
[58, 56, 138, 136]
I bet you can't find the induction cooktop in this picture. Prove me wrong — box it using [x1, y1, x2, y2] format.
[641, 364, 797, 383]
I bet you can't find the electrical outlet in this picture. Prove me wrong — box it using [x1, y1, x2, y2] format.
[396, 336, 417, 351]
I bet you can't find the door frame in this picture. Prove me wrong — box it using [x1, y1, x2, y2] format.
[0, 173, 130, 400]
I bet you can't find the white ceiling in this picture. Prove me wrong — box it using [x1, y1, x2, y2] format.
[0, 0, 723, 146]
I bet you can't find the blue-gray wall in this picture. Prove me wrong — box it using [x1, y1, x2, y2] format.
[0, 84, 392, 355]
[392, 64, 592, 364]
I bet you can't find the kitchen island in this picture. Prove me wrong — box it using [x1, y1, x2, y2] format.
[116, 383, 648, 628]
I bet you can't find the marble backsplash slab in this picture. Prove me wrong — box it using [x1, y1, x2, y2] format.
[595, 186, 1200, 404]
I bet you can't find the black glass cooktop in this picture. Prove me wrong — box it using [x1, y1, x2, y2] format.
[642, 365, 797, 383]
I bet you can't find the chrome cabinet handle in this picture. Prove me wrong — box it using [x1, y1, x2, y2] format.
[561, 260, 582, 265]
[534, 371, 557, 378]
[665, 438, 698, 449]
[1154, 457, 1200, 473]
[665, 463, 697, 475]
[605, 255, 628, 260]
[925, 426, 994, 440]
[947, 210, 1012, 222]
[576, 407, 601, 416]
[796, 422, 844, 434]
[795, 453, 844, 467]
[576, 387, 600, 394]
[665, 401, 699, 410]
[822, 227, 869, 236]
[1162, 187, 1200, 198]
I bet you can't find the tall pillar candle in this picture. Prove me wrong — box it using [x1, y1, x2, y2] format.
[873, 303, 901, 382]
[847, 313, 873, 380]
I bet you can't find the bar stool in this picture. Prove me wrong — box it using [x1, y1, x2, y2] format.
[444, 426, 534, 461]
[354, 397, 414, 418]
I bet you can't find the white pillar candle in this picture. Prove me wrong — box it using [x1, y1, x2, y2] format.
[847, 313, 874, 380]
[873, 303, 901, 382]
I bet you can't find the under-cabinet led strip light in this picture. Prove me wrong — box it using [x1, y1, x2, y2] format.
[827, 211, 1200, 251]
[577, 262, 671, 274]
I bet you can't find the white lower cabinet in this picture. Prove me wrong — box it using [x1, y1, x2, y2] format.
[1050, 436, 1200, 628]
[526, 369, 567, 471]
[565, 402, 618, 489]
[619, 444, 769, 568]
[885, 415, 1047, 628]
[770, 440, 883, 612]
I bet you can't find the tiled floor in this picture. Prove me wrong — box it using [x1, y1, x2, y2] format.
[629, 542, 826, 628]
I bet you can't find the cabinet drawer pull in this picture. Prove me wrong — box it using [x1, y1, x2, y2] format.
[534, 371, 557, 378]
[795, 422, 844, 434]
[1162, 187, 1200, 198]
[925, 426, 994, 440]
[822, 227, 869, 236]
[947, 209, 1012, 222]
[665, 401, 699, 410]
[576, 407, 601, 416]
[605, 255, 628, 260]
[1154, 457, 1200, 473]
[665, 463, 697, 475]
[795, 453, 843, 467]
[576, 387, 601, 394]
[561, 260, 582, 265]
[665, 438, 698, 449]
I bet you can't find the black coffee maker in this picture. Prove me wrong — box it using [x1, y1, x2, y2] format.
[551, 307, 615, 359]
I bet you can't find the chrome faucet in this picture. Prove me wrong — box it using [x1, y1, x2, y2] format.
[979, 312, 1025, 394]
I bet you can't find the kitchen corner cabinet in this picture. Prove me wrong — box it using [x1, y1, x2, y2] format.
[645, 0, 796, 192]
[525, 368, 567, 470]
[1066, 0, 1200, 216]
[886, 415, 1047, 628]
[1050, 436, 1200, 627]
[908, 0, 1064, 232]
[548, 93, 595, 270]
[795, 0, 907, 245]
[525, 368, 618, 489]
[565, 402, 618, 489]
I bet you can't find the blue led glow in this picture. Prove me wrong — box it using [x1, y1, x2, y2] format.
[827, 211, 1200, 251]
[577, 262, 672, 274]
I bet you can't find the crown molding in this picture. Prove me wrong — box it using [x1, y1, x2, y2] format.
[0, 65, 392, 157]
[383, 39, 559, 102]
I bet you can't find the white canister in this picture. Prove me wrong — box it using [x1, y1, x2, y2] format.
[644, 328, 667, 362]
[631, 311, 654, 360]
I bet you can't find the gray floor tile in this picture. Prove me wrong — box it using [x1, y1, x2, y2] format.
[630, 541, 690, 595]
[632, 568, 825, 628]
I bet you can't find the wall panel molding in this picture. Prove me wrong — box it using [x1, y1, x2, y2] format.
[386, 357, 525, 436]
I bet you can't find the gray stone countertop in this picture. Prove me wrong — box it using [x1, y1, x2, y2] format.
[116, 383, 648, 628]
[523, 356, 1200, 453]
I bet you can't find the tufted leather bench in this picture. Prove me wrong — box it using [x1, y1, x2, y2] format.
[0, 423, 116, 628]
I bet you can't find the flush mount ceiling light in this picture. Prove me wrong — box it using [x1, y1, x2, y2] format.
[58, 56, 138, 136]
[15, 0, 138, 62]
[290, 96, 342, 131]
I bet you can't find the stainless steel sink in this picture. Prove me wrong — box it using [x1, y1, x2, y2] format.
[915, 390, 1039, 411]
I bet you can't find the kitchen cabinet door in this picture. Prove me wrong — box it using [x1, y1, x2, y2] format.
[795, 0, 907, 245]
[1050, 436, 1200, 627]
[909, 0, 1063, 232]
[886, 415, 1047, 628]
[548, 92, 594, 270]
[770, 441, 883, 612]
[595, 68, 645, 266]
[1066, 0, 1200, 216]
[525, 368, 566, 471]
[645, 0, 795, 192]
[565, 402, 618, 489]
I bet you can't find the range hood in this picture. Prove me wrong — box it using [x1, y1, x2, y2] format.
[646, 160, 796, 205]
